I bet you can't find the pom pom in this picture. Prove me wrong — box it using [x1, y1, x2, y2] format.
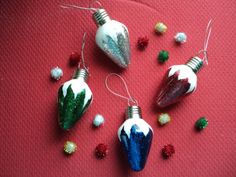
[93, 114, 105, 127]
[95, 143, 108, 159]
[137, 36, 149, 50]
[64, 141, 77, 155]
[195, 117, 208, 130]
[162, 144, 175, 159]
[174, 32, 187, 43]
[69, 51, 81, 66]
[51, 66, 63, 80]
[158, 113, 171, 126]
[158, 50, 169, 63]
[155, 22, 167, 34]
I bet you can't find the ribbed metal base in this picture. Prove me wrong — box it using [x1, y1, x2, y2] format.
[126, 106, 142, 119]
[93, 9, 111, 26]
[72, 68, 88, 81]
[185, 56, 203, 73]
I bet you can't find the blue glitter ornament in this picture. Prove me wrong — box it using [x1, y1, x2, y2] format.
[105, 73, 153, 171]
[118, 106, 153, 171]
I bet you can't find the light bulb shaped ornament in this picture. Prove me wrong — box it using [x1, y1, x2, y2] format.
[58, 33, 93, 130]
[105, 74, 153, 171]
[156, 20, 213, 108]
[61, 1, 130, 68]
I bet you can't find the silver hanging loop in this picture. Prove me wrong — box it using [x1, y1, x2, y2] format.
[60, 4, 98, 12]
[60, 1, 103, 13]
[72, 32, 89, 81]
[78, 32, 89, 71]
[89, 0, 103, 14]
[196, 19, 214, 65]
[105, 73, 138, 106]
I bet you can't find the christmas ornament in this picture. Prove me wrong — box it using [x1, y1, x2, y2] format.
[155, 22, 167, 34]
[61, 1, 130, 68]
[156, 20, 213, 108]
[69, 51, 81, 66]
[93, 114, 105, 127]
[162, 144, 175, 159]
[174, 32, 187, 43]
[51, 66, 63, 80]
[58, 33, 93, 130]
[137, 36, 149, 50]
[195, 117, 208, 130]
[64, 141, 77, 154]
[95, 143, 108, 159]
[158, 50, 169, 63]
[158, 113, 171, 126]
[105, 73, 153, 171]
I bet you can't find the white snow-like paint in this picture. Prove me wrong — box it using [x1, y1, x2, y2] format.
[95, 20, 130, 68]
[117, 118, 153, 141]
[62, 78, 93, 107]
[168, 65, 197, 93]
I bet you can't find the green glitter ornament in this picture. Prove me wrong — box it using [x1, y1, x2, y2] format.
[195, 117, 208, 130]
[58, 69, 93, 130]
[158, 50, 169, 63]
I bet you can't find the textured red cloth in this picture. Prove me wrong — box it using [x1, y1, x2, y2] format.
[1, 0, 236, 177]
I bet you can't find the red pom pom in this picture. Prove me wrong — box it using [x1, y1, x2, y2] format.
[95, 143, 108, 159]
[137, 36, 149, 50]
[69, 52, 81, 66]
[162, 144, 175, 159]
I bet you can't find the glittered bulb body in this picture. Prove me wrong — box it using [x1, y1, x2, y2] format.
[93, 9, 130, 68]
[118, 106, 153, 171]
[58, 69, 93, 130]
[156, 57, 203, 108]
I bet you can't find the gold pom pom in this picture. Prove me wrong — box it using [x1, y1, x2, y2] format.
[155, 22, 168, 34]
[64, 141, 77, 155]
[158, 113, 171, 125]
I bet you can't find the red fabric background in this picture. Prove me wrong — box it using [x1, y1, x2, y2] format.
[1, 0, 236, 177]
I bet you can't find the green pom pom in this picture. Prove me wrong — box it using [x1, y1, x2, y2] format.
[195, 117, 208, 130]
[158, 50, 169, 63]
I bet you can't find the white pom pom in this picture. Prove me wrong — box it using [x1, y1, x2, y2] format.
[158, 113, 171, 125]
[174, 32, 187, 43]
[51, 66, 63, 80]
[93, 114, 105, 127]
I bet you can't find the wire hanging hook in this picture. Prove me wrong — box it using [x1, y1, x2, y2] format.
[78, 32, 89, 71]
[89, 1, 103, 9]
[60, 3, 98, 12]
[60, 1, 103, 12]
[105, 73, 138, 106]
[197, 19, 214, 65]
[89, 0, 103, 8]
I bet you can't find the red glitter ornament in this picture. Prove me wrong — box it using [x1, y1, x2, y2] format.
[137, 36, 149, 50]
[69, 51, 81, 66]
[95, 143, 108, 159]
[162, 144, 175, 159]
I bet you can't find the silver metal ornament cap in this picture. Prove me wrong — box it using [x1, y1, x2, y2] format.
[185, 56, 203, 73]
[126, 106, 142, 119]
[93, 9, 111, 26]
[72, 68, 89, 81]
